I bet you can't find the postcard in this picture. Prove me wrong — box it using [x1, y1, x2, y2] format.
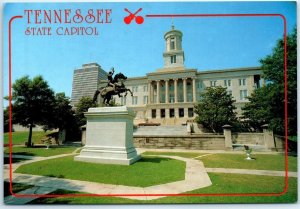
[2, 1, 297, 205]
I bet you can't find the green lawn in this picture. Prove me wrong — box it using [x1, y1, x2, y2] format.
[29, 174, 297, 204]
[4, 131, 54, 145]
[142, 151, 297, 172]
[143, 151, 207, 158]
[5, 146, 77, 157]
[200, 153, 297, 172]
[15, 156, 186, 187]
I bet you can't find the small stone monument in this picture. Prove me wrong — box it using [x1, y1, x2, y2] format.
[74, 106, 141, 165]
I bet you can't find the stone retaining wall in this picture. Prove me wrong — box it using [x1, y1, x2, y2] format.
[232, 133, 265, 145]
[274, 135, 285, 151]
[133, 135, 225, 150]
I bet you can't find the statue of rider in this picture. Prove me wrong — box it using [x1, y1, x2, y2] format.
[107, 67, 116, 91]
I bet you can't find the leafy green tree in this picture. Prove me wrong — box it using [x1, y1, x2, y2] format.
[194, 86, 237, 133]
[242, 86, 273, 131]
[44, 93, 77, 141]
[75, 96, 97, 127]
[243, 27, 297, 135]
[3, 107, 10, 133]
[11, 75, 55, 147]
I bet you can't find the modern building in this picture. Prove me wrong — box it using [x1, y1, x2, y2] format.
[73, 25, 264, 125]
[71, 63, 107, 106]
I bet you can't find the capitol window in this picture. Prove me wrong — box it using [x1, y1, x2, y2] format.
[240, 90, 248, 100]
[132, 86, 138, 92]
[210, 81, 217, 87]
[143, 96, 148, 104]
[143, 85, 148, 92]
[170, 37, 175, 50]
[239, 78, 246, 86]
[132, 96, 138, 105]
[171, 55, 176, 64]
[224, 79, 231, 86]
[121, 97, 126, 105]
[170, 109, 175, 118]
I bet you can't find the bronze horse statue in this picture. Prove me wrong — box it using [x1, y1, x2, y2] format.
[92, 72, 133, 106]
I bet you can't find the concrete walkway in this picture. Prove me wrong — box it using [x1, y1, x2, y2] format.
[4, 149, 297, 203]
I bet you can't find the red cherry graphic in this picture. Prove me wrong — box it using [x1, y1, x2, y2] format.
[135, 16, 144, 24]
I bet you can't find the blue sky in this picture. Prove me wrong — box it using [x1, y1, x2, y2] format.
[2, 1, 296, 103]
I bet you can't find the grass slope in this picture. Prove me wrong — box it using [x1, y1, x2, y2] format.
[15, 156, 186, 187]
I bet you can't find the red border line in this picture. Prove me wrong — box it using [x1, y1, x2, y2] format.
[9, 13, 288, 199]
[8, 15, 23, 197]
[146, 13, 286, 18]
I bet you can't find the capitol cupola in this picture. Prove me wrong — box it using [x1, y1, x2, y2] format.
[163, 24, 185, 69]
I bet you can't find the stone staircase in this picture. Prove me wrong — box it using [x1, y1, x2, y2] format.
[133, 125, 188, 136]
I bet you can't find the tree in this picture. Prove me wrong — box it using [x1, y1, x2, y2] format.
[12, 75, 55, 147]
[75, 96, 97, 127]
[45, 93, 75, 131]
[44, 92, 77, 142]
[243, 27, 297, 135]
[3, 107, 10, 133]
[194, 86, 237, 133]
[242, 86, 273, 132]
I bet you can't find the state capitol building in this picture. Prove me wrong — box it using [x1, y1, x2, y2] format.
[71, 25, 264, 126]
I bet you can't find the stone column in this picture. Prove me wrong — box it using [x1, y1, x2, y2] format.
[165, 109, 170, 118]
[262, 124, 276, 150]
[184, 108, 188, 118]
[148, 81, 152, 103]
[147, 109, 152, 119]
[174, 79, 178, 103]
[183, 78, 187, 102]
[222, 125, 232, 150]
[192, 78, 197, 102]
[175, 108, 179, 118]
[156, 80, 160, 103]
[165, 80, 169, 103]
[156, 109, 161, 119]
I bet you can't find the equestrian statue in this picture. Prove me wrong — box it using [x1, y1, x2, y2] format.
[92, 67, 133, 106]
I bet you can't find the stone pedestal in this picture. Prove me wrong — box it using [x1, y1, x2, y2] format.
[262, 124, 276, 151]
[222, 124, 233, 150]
[74, 106, 141, 165]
